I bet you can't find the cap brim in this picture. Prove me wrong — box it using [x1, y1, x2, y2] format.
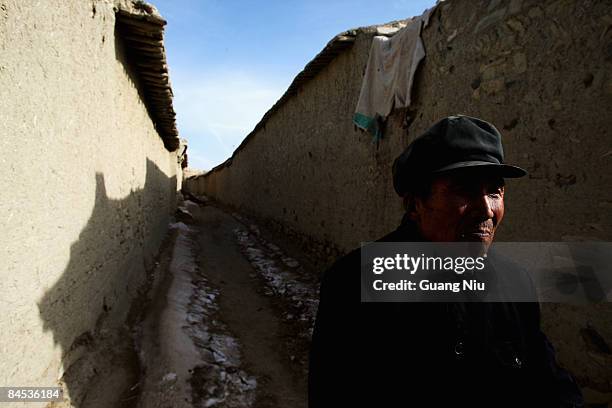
[433, 161, 527, 178]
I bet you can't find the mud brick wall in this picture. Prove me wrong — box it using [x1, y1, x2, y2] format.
[0, 0, 180, 401]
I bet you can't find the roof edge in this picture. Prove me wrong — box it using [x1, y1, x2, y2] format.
[114, 0, 180, 151]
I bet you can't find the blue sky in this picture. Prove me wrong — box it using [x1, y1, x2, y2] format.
[152, 0, 436, 170]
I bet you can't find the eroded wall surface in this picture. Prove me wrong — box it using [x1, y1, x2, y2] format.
[0, 0, 178, 401]
[185, 0, 612, 400]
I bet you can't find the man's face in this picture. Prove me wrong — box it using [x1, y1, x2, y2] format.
[410, 168, 505, 250]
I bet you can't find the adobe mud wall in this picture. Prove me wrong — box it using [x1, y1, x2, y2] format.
[0, 0, 180, 404]
[185, 0, 612, 401]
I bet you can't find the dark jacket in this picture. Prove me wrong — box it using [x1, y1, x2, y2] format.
[308, 221, 583, 407]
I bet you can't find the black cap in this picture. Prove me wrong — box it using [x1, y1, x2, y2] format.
[392, 115, 527, 196]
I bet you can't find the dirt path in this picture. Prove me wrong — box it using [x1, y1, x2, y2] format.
[132, 199, 312, 408]
[194, 205, 308, 408]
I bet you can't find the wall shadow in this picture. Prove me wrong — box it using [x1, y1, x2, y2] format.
[38, 159, 176, 407]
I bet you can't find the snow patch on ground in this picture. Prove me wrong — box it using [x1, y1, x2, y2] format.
[232, 216, 319, 340]
[186, 267, 257, 408]
[177, 207, 194, 217]
[136, 207, 256, 408]
[169, 221, 192, 232]
[162, 372, 178, 383]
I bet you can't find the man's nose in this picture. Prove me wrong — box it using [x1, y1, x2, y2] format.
[470, 193, 495, 220]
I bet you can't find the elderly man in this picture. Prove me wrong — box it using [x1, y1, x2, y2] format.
[308, 116, 583, 407]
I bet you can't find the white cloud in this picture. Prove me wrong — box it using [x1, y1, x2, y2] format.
[186, 146, 217, 171]
[172, 69, 287, 170]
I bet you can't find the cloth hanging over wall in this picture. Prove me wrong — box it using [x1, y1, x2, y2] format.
[353, 6, 436, 141]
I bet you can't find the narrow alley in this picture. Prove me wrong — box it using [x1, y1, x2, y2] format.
[2, 1, 611, 407]
[134, 196, 318, 408]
